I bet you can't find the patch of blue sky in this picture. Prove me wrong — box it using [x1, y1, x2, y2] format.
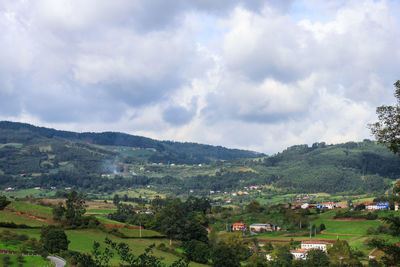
[195, 13, 227, 47]
[290, 0, 333, 23]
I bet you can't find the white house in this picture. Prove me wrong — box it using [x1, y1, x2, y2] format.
[301, 203, 309, 209]
[291, 249, 308, 260]
[250, 223, 281, 232]
[301, 241, 330, 252]
[364, 202, 389, 210]
[317, 202, 336, 209]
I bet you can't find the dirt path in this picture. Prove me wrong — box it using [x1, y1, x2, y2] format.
[3, 209, 55, 224]
[319, 231, 362, 236]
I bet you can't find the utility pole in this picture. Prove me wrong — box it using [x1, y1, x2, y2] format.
[139, 217, 142, 239]
[309, 222, 312, 239]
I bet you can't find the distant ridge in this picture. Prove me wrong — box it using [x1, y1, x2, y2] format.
[0, 121, 264, 164]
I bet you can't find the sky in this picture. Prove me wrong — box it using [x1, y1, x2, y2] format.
[1, 0, 400, 154]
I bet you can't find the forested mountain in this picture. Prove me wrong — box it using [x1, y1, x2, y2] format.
[255, 140, 400, 193]
[0, 121, 262, 167]
[0, 121, 399, 195]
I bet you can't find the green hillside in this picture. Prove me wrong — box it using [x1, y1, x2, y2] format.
[0, 122, 400, 195]
[0, 121, 262, 166]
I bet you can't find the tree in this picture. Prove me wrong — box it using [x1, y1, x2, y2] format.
[184, 240, 210, 264]
[113, 194, 120, 206]
[52, 202, 66, 221]
[306, 249, 329, 267]
[270, 245, 293, 267]
[369, 80, 400, 154]
[156, 199, 186, 246]
[246, 200, 263, 213]
[367, 238, 400, 266]
[211, 241, 241, 267]
[103, 238, 188, 267]
[65, 190, 86, 225]
[0, 195, 10, 210]
[40, 226, 69, 253]
[368, 82, 400, 265]
[328, 240, 362, 266]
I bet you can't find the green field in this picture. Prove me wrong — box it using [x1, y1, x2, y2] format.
[3, 189, 56, 198]
[0, 228, 205, 266]
[0, 143, 23, 149]
[0, 228, 41, 240]
[312, 211, 382, 235]
[6, 201, 53, 219]
[86, 209, 116, 215]
[118, 227, 164, 238]
[93, 215, 125, 225]
[0, 211, 51, 227]
[65, 229, 207, 267]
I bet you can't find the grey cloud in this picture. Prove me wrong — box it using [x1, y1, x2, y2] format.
[0, 78, 22, 116]
[162, 98, 198, 126]
[0, 0, 399, 155]
[116, 0, 295, 31]
[96, 76, 183, 107]
[163, 105, 196, 126]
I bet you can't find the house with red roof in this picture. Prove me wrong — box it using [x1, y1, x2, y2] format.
[301, 240, 330, 252]
[232, 223, 247, 231]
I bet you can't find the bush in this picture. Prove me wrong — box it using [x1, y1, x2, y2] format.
[184, 240, 210, 264]
[365, 212, 378, 220]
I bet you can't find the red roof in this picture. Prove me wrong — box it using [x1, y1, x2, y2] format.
[291, 249, 308, 253]
[233, 223, 247, 227]
[302, 241, 329, 244]
[363, 202, 375, 205]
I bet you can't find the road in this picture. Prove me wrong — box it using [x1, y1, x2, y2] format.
[47, 256, 66, 267]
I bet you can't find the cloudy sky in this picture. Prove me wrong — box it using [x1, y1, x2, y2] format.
[1, 0, 400, 154]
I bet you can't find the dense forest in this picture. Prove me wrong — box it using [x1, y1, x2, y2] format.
[0, 122, 400, 194]
[0, 121, 262, 165]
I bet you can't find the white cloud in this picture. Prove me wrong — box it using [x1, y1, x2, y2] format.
[0, 0, 399, 154]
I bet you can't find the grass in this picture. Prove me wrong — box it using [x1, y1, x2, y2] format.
[0, 254, 52, 267]
[66, 229, 207, 267]
[4, 189, 56, 198]
[249, 231, 355, 241]
[0, 228, 205, 266]
[0, 143, 23, 149]
[0, 211, 52, 227]
[7, 201, 53, 219]
[93, 215, 125, 225]
[312, 211, 382, 235]
[117, 228, 164, 238]
[348, 236, 372, 255]
[0, 228, 41, 240]
[86, 209, 116, 215]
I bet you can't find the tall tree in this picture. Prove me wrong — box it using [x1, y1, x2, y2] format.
[211, 241, 241, 267]
[328, 240, 361, 266]
[306, 249, 329, 267]
[368, 80, 400, 266]
[369, 80, 400, 154]
[40, 226, 69, 253]
[65, 190, 86, 225]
